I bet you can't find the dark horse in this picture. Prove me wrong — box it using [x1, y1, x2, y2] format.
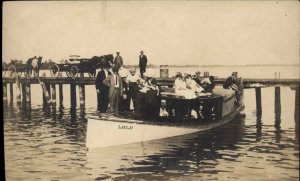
[87, 54, 114, 77]
[26, 56, 42, 77]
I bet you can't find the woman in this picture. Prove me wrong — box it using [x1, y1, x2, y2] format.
[174, 72, 186, 93]
[144, 78, 160, 119]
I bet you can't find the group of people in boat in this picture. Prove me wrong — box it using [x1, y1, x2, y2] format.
[95, 51, 154, 118]
[174, 71, 216, 94]
[95, 51, 240, 120]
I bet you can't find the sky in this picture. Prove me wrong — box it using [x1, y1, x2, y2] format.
[2, 1, 300, 65]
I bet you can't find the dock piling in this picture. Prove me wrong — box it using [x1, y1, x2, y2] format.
[59, 84, 63, 107]
[43, 83, 51, 105]
[294, 85, 299, 141]
[3, 83, 7, 102]
[51, 84, 56, 105]
[70, 83, 77, 107]
[21, 84, 26, 103]
[10, 83, 13, 102]
[275, 87, 281, 121]
[255, 87, 262, 117]
[25, 84, 31, 102]
[16, 76, 21, 103]
[79, 84, 85, 107]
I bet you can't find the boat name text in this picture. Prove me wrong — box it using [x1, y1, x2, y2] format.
[118, 125, 133, 130]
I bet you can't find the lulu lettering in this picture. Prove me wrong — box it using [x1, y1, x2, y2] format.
[118, 125, 133, 130]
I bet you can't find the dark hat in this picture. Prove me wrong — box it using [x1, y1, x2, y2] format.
[175, 72, 183, 78]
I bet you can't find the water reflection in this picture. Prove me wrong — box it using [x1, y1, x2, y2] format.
[3, 88, 300, 181]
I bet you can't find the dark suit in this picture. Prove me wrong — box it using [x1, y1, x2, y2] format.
[139, 54, 147, 77]
[95, 69, 111, 112]
[103, 73, 123, 116]
[114, 55, 123, 70]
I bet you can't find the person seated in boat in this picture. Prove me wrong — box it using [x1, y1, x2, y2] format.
[125, 68, 141, 112]
[117, 67, 130, 112]
[174, 72, 187, 93]
[185, 74, 204, 93]
[201, 76, 215, 93]
[159, 100, 169, 117]
[223, 72, 240, 102]
[223, 72, 238, 90]
[193, 71, 202, 85]
[135, 77, 160, 119]
[144, 78, 160, 119]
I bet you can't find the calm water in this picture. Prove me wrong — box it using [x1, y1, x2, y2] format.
[4, 86, 299, 181]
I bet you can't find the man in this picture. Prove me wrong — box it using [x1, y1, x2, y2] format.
[125, 68, 141, 112]
[113, 52, 123, 70]
[193, 71, 202, 85]
[95, 66, 111, 112]
[139, 50, 147, 78]
[201, 76, 215, 93]
[223, 72, 240, 103]
[103, 67, 123, 116]
[223, 72, 238, 91]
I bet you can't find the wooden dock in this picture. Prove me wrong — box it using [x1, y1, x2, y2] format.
[2, 77, 299, 111]
[2, 77, 300, 87]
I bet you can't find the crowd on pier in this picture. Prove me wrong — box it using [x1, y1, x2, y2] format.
[95, 51, 240, 119]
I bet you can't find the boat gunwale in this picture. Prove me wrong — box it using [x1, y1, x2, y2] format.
[88, 105, 242, 128]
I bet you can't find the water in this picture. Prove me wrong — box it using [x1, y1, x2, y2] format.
[3, 65, 300, 180]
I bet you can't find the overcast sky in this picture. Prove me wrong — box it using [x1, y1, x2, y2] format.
[3, 1, 299, 65]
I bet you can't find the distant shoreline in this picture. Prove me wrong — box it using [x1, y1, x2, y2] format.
[200, 64, 299, 67]
[124, 64, 299, 68]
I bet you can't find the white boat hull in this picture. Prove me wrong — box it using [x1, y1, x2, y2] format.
[86, 107, 241, 149]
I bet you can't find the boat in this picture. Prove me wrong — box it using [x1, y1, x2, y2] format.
[86, 83, 244, 149]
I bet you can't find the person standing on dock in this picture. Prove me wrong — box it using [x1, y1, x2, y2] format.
[103, 66, 123, 117]
[139, 50, 147, 78]
[95, 66, 111, 112]
[113, 52, 123, 70]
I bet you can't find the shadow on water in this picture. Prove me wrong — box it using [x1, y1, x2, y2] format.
[85, 117, 246, 180]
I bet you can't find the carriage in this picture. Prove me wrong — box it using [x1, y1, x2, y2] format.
[6, 57, 43, 79]
[49, 54, 114, 79]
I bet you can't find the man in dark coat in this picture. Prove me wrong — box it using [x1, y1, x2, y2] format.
[223, 72, 238, 90]
[113, 52, 123, 70]
[95, 67, 111, 112]
[193, 71, 202, 85]
[139, 50, 147, 78]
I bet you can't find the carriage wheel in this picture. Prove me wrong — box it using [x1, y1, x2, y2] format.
[68, 65, 79, 79]
[50, 64, 60, 78]
[8, 65, 16, 79]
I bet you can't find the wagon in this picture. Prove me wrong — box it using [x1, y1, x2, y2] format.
[7, 57, 43, 79]
[49, 54, 114, 79]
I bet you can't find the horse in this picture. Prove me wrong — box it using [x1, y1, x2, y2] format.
[26, 56, 42, 77]
[88, 54, 114, 77]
